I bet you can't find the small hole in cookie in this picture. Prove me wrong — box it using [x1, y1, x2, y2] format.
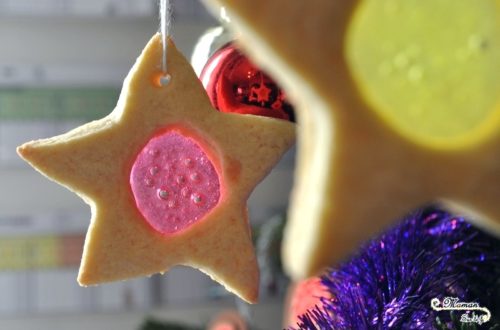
[152, 71, 172, 87]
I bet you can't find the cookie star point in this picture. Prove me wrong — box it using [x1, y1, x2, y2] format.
[203, 0, 500, 279]
[18, 33, 294, 303]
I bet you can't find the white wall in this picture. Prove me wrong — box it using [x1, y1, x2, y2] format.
[0, 13, 212, 68]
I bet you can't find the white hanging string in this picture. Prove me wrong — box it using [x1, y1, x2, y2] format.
[159, 0, 172, 84]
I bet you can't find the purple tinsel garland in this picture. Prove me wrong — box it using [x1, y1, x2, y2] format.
[293, 207, 500, 330]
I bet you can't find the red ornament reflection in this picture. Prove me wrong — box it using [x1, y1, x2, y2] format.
[200, 43, 294, 121]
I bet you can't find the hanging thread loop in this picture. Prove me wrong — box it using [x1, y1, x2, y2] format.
[159, 0, 172, 85]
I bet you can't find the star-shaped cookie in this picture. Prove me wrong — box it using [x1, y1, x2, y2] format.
[202, 0, 500, 279]
[17, 34, 295, 302]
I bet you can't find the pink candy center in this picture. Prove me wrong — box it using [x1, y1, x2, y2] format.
[130, 131, 221, 234]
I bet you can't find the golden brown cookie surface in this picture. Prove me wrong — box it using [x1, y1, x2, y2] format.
[18, 34, 295, 303]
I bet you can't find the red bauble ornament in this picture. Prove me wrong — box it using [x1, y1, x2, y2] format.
[200, 43, 294, 121]
[285, 277, 328, 326]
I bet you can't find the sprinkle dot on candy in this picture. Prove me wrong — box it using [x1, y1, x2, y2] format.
[130, 130, 221, 234]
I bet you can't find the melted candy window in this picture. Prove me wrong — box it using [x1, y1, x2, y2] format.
[130, 130, 221, 234]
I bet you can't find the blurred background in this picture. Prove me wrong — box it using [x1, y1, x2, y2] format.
[0, 0, 295, 329]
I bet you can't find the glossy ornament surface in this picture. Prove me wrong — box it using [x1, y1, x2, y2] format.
[201, 43, 294, 121]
